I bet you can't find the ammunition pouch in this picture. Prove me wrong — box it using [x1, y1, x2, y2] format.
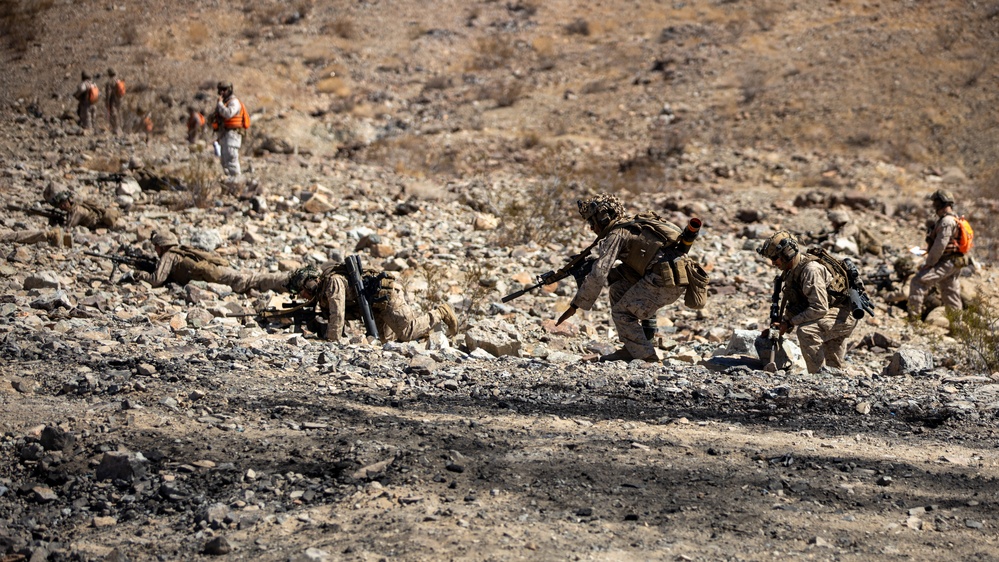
[683, 259, 709, 310]
[951, 254, 967, 268]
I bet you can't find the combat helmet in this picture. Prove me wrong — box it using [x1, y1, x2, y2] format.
[928, 189, 955, 206]
[287, 264, 321, 294]
[51, 191, 73, 207]
[150, 230, 179, 248]
[577, 194, 625, 228]
[893, 256, 916, 279]
[756, 230, 799, 261]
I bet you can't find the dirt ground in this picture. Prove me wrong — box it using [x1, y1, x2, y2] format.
[2, 1, 999, 561]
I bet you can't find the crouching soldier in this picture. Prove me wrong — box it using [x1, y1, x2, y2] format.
[286, 263, 458, 343]
[555, 194, 707, 363]
[757, 231, 858, 374]
[133, 230, 289, 293]
[51, 191, 123, 231]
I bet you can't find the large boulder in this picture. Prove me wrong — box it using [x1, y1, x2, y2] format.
[884, 346, 934, 376]
[464, 321, 521, 357]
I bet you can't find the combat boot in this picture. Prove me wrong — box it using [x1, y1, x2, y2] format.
[434, 303, 459, 336]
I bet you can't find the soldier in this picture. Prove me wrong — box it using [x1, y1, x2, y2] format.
[186, 105, 206, 144]
[211, 82, 249, 177]
[51, 191, 123, 231]
[0, 227, 70, 248]
[105, 68, 125, 135]
[908, 190, 965, 320]
[757, 231, 858, 374]
[132, 230, 290, 293]
[286, 263, 458, 343]
[73, 71, 99, 131]
[555, 194, 705, 362]
[825, 209, 882, 256]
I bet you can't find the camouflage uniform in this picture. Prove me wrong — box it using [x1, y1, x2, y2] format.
[73, 72, 98, 130]
[301, 265, 456, 343]
[908, 190, 964, 317]
[0, 228, 69, 247]
[105, 68, 124, 135]
[60, 198, 123, 231]
[136, 231, 288, 293]
[570, 195, 698, 362]
[826, 209, 881, 256]
[759, 231, 858, 374]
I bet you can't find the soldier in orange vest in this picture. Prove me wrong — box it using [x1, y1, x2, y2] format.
[211, 82, 249, 177]
[105, 68, 125, 135]
[186, 105, 206, 144]
[73, 71, 99, 131]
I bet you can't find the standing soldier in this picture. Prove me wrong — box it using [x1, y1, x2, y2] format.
[211, 82, 249, 177]
[286, 263, 458, 343]
[51, 191, 123, 231]
[757, 231, 858, 374]
[908, 190, 967, 320]
[105, 68, 125, 135]
[186, 105, 206, 144]
[554, 194, 707, 363]
[132, 230, 290, 293]
[73, 71, 99, 131]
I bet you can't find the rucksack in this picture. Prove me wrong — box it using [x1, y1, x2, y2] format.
[237, 103, 251, 129]
[114, 79, 126, 98]
[87, 84, 99, 103]
[804, 246, 850, 300]
[954, 215, 974, 254]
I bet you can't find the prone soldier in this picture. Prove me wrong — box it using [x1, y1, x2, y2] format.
[286, 262, 458, 343]
[51, 191, 123, 231]
[131, 230, 290, 294]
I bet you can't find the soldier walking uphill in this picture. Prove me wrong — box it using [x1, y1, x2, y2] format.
[908, 189, 969, 320]
[555, 195, 708, 363]
[104, 68, 126, 135]
[286, 263, 458, 343]
[73, 71, 99, 131]
[211, 82, 249, 177]
[758, 231, 859, 374]
[132, 230, 289, 293]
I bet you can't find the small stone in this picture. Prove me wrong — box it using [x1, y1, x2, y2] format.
[137, 363, 156, 376]
[203, 536, 232, 555]
[875, 475, 892, 487]
[965, 520, 984, 529]
[855, 401, 871, 415]
[445, 463, 465, 473]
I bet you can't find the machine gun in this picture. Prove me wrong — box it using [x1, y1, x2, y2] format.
[345, 254, 380, 339]
[763, 273, 785, 373]
[93, 173, 127, 189]
[842, 258, 875, 319]
[866, 263, 894, 292]
[84, 250, 157, 280]
[7, 204, 66, 226]
[227, 300, 319, 333]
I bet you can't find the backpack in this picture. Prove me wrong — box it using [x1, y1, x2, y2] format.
[114, 79, 126, 98]
[954, 215, 974, 254]
[237, 103, 251, 129]
[87, 84, 99, 103]
[804, 246, 850, 300]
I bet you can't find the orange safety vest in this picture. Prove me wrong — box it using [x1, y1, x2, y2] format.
[213, 100, 250, 130]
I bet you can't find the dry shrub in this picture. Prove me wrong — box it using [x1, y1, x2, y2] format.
[0, 0, 53, 52]
[741, 69, 767, 104]
[84, 157, 123, 174]
[479, 80, 524, 108]
[470, 36, 516, 71]
[565, 18, 590, 36]
[495, 164, 580, 247]
[187, 22, 210, 46]
[176, 155, 221, 209]
[508, 0, 540, 17]
[417, 263, 489, 330]
[948, 297, 999, 373]
[121, 22, 142, 46]
[361, 136, 460, 178]
[324, 18, 357, 40]
[315, 76, 351, 96]
[423, 76, 452, 92]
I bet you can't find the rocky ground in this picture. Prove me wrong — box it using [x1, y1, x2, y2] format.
[2, 1, 999, 561]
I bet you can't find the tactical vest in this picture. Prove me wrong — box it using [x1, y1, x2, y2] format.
[318, 266, 391, 312]
[927, 213, 963, 256]
[609, 213, 683, 275]
[80, 200, 121, 229]
[782, 253, 848, 317]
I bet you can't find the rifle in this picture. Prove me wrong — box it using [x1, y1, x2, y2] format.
[764, 273, 785, 373]
[866, 264, 894, 292]
[93, 173, 126, 189]
[227, 300, 319, 332]
[84, 251, 157, 280]
[7, 204, 66, 226]
[502, 248, 597, 303]
[842, 258, 875, 319]
[345, 254, 380, 339]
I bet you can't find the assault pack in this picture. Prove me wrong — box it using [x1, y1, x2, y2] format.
[954, 215, 974, 255]
[804, 246, 874, 319]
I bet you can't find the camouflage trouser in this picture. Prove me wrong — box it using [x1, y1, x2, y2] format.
[908, 260, 961, 317]
[373, 279, 443, 342]
[0, 229, 47, 245]
[608, 270, 685, 360]
[219, 130, 242, 177]
[795, 307, 858, 373]
[107, 100, 122, 134]
[78, 101, 97, 129]
[214, 269, 289, 294]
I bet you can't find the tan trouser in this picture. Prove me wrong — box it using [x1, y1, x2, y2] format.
[608, 270, 685, 360]
[795, 307, 858, 373]
[908, 260, 962, 317]
[215, 269, 289, 294]
[373, 280, 439, 342]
